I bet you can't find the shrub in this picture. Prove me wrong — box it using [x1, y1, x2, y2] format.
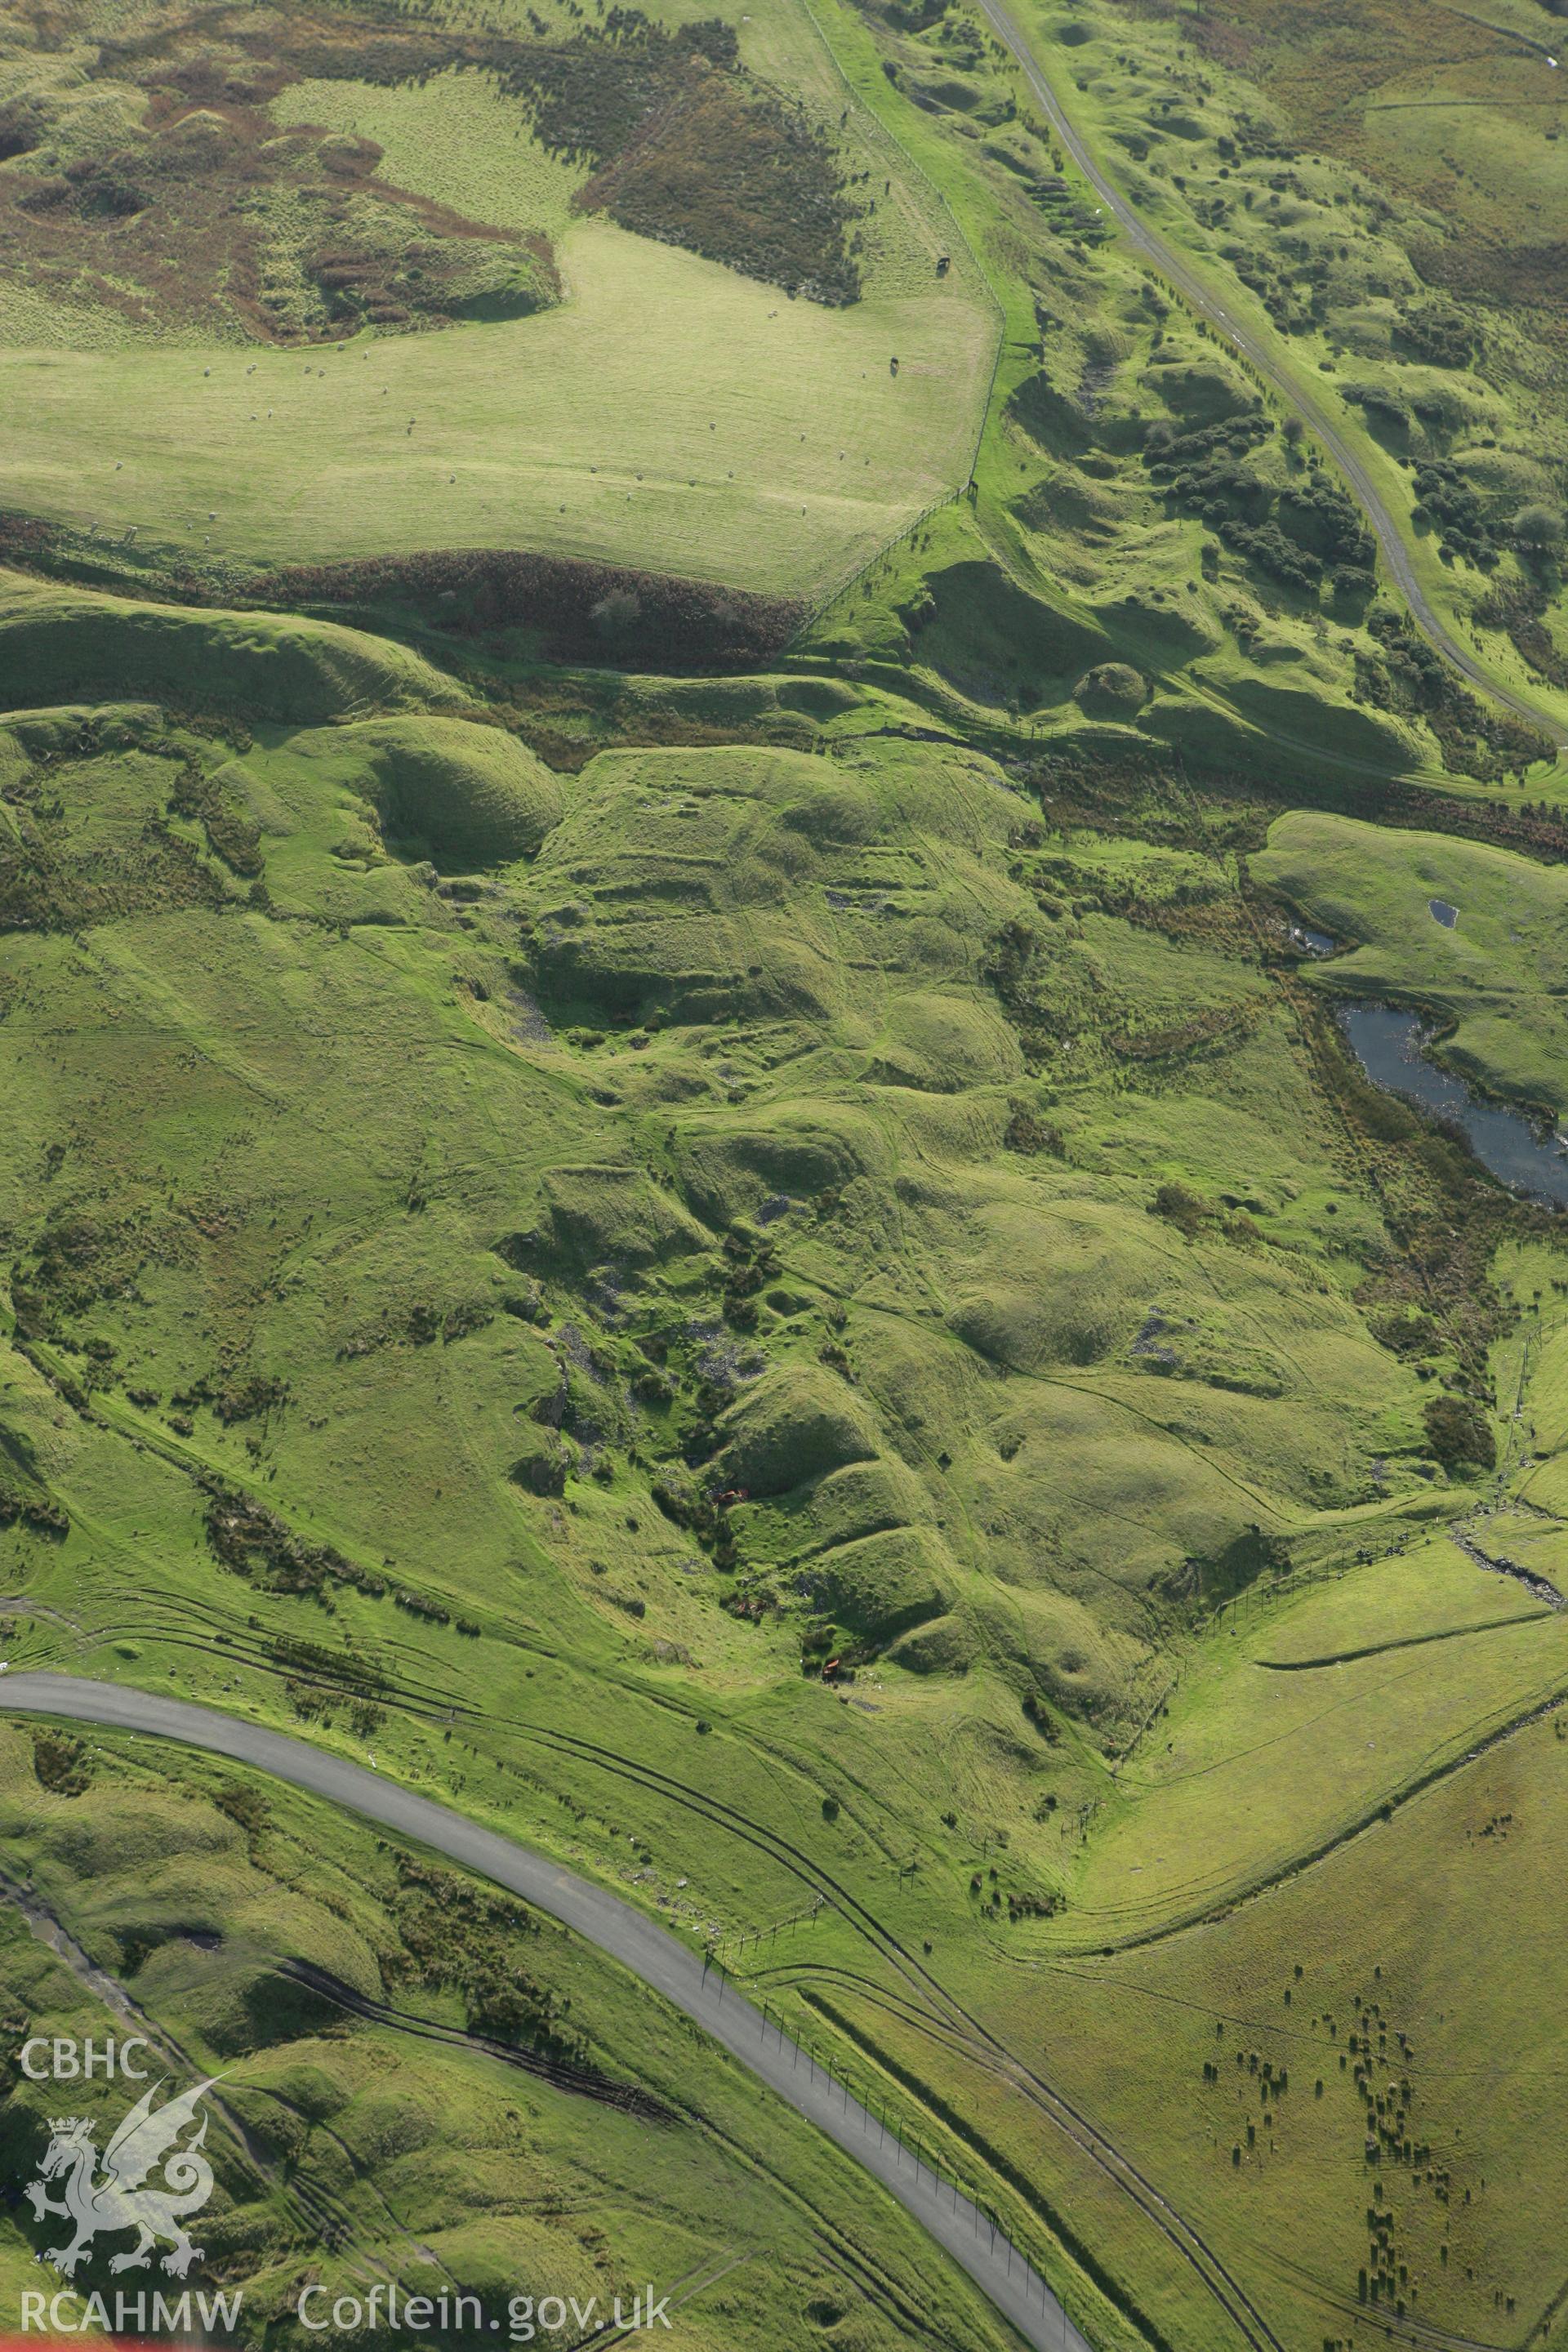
[1004, 1102, 1065, 1155]
[592, 589, 643, 638]
[1515, 502, 1565, 550]
[0, 1481, 68, 1536]
[576, 74, 862, 306]
[1072, 662, 1147, 717]
[1423, 1394, 1495, 1471]
[1150, 1181, 1207, 1237]
[32, 1731, 91, 1796]
[510, 1443, 568, 1497]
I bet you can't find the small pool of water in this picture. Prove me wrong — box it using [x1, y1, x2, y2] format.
[1342, 1004, 1568, 1207]
[1289, 923, 1337, 958]
[1429, 898, 1459, 929]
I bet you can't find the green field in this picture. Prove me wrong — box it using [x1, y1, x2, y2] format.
[0, 219, 991, 598]
[1042, 1535, 1564, 1947]
[976, 1695, 1568, 2351]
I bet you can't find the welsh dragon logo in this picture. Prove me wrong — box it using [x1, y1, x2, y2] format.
[26, 2076, 220, 2278]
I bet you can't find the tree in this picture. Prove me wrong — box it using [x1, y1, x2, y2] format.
[1514, 502, 1565, 551]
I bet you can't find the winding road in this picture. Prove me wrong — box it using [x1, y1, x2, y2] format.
[971, 0, 1568, 757]
[0, 1673, 1091, 2352]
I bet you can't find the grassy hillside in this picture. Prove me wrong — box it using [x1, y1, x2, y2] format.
[0, 1724, 1019, 2352]
[0, 0, 996, 598]
[6, 0, 1568, 2341]
[10, 565, 1568, 2349]
[989, 0, 1568, 733]
[0, 572, 1452, 1745]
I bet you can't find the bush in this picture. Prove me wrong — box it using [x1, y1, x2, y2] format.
[32, 1731, 91, 1797]
[510, 1441, 568, 1497]
[1423, 1394, 1495, 1471]
[1072, 662, 1147, 717]
[1004, 1102, 1065, 1155]
[1150, 1181, 1207, 1237]
[1396, 299, 1474, 368]
[0, 1481, 68, 1536]
[1515, 502, 1565, 550]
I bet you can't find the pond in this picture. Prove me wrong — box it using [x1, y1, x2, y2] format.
[1429, 898, 1459, 930]
[1341, 1004, 1568, 1209]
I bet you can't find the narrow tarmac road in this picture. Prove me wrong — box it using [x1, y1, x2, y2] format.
[972, 0, 1568, 756]
[0, 1673, 1093, 2352]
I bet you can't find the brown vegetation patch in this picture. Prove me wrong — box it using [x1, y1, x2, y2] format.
[0, 506, 805, 681]
[1165, 0, 1496, 158]
[3, 124, 550, 344]
[575, 68, 862, 304]
[1411, 234, 1568, 326]
[0, 0, 858, 341]
[257, 546, 808, 671]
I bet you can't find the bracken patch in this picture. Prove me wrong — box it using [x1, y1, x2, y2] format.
[0, 0, 858, 340]
[259, 545, 807, 671]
